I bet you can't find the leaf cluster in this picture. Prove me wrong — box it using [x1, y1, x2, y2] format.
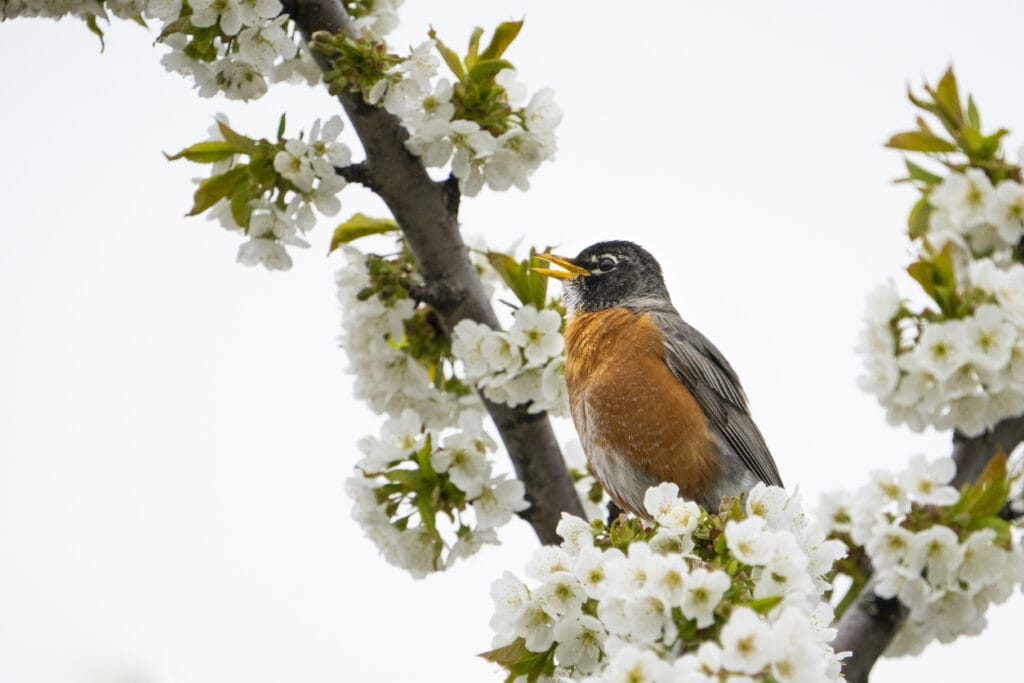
[431, 21, 524, 135]
[166, 116, 294, 230]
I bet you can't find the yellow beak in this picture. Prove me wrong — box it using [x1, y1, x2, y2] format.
[531, 253, 590, 280]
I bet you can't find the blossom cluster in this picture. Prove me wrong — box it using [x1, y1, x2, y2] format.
[346, 408, 529, 577]
[375, 42, 563, 196]
[485, 483, 847, 682]
[174, 115, 351, 270]
[451, 306, 569, 417]
[859, 71, 1024, 436]
[857, 169, 1024, 435]
[335, 244, 469, 426]
[818, 454, 1024, 656]
[858, 267, 1024, 436]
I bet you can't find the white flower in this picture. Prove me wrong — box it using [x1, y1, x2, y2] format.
[190, 0, 243, 35]
[986, 179, 1024, 244]
[525, 87, 563, 133]
[308, 115, 352, 176]
[719, 607, 772, 675]
[274, 139, 315, 192]
[481, 331, 523, 376]
[451, 319, 494, 379]
[249, 202, 302, 243]
[643, 482, 701, 534]
[237, 16, 297, 71]
[509, 305, 563, 366]
[646, 554, 689, 606]
[601, 645, 673, 683]
[930, 168, 993, 229]
[216, 58, 268, 100]
[905, 320, 970, 381]
[525, 546, 574, 581]
[489, 571, 530, 633]
[473, 475, 529, 529]
[965, 304, 1016, 371]
[725, 516, 774, 566]
[430, 431, 491, 498]
[680, 568, 730, 628]
[146, 0, 181, 20]
[532, 571, 586, 618]
[908, 524, 962, 586]
[236, 0, 281, 26]
[236, 237, 291, 270]
[310, 174, 347, 216]
[958, 529, 1007, 593]
[574, 546, 624, 600]
[865, 521, 914, 570]
[405, 118, 458, 167]
[513, 598, 556, 652]
[898, 454, 959, 506]
[553, 614, 605, 674]
[556, 513, 594, 556]
[495, 68, 527, 107]
[390, 40, 439, 91]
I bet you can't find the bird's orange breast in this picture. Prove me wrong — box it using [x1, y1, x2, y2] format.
[564, 308, 722, 514]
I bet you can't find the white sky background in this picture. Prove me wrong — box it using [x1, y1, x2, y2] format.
[1, 1, 1023, 680]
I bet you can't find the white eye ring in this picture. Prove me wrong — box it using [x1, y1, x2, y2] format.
[596, 255, 618, 271]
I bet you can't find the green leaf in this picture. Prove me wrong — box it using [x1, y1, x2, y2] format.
[746, 595, 784, 615]
[465, 27, 484, 68]
[885, 131, 957, 153]
[907, 195, 933, 240]
[932, 67, 965, 128]
[383, 469, 427, 490]
[468, 58, 515, 87]
[479, 638, 556, 682]
[217, 121, 259, 155]
[276, 113, 287, 141]
[187, 166, 249, 216]
[329, 213, 399, 253]
[165, 141, 241, 164]
[966, 516, 1012, 547]
[429, 29, 467, 81]
[486, 251, 548, 309]
[479, 20, 523, 61]
[905, 159, 944, 185]
[229, 180, 253, 228]
[967, 95, 981, 129]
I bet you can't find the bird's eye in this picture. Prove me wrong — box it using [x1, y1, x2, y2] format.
[598, 256, 617, 271]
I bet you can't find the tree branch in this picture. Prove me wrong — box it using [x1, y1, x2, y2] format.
[834, 414, 1024, 682]
[334, 161, 378, 191]
[283, 0, 584, 543]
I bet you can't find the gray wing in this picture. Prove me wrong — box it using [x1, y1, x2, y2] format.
[647, 307, 784, 488]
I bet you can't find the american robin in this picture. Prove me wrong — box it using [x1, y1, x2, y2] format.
[533, 240, 783, 516]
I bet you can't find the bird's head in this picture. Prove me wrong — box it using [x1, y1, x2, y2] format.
[533, 240, 671, 314]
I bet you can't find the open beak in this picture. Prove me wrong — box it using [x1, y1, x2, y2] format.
[531, 253, 590, 280]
